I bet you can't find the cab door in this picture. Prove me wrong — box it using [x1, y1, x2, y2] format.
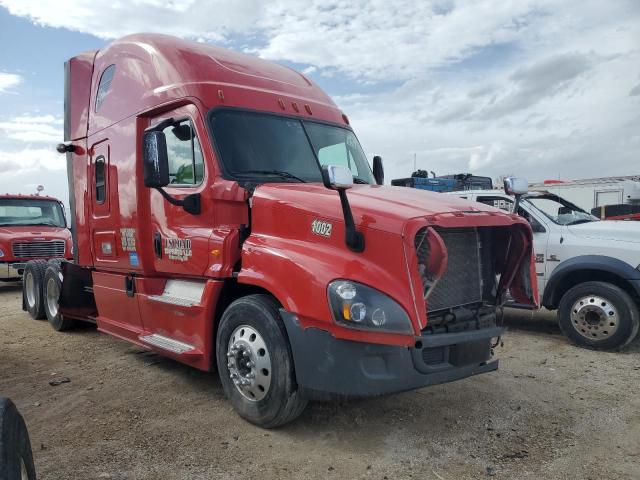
[147, 104, 214, 277]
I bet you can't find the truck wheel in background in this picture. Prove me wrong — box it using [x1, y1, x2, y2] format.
[23, 260, 48, 320]
[558, 281, 639, 350]
[43, 263, 75, 332]
[216, 294, 308, 428]
[0, 397, 37, 480]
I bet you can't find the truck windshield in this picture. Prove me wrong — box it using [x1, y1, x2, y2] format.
[525, 195, 597, 225]
[209, 110, 375, 184]
[0, 198, 66, 227]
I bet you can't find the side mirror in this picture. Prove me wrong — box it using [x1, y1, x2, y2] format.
[372, 156, 384, 185]
[321, 165, 353, 190]
[143, 131, 170, 188]
[504, 177, 528, 196]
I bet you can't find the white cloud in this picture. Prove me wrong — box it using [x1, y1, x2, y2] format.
[0, 114, 63, 143]
[1, 0, 639, 185]
[0, 72, 22, 94]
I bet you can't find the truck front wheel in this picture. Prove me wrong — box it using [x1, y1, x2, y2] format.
[558, 281, 639, 350]
[23, 260, 48, 320]
[215, 294, 308, 428]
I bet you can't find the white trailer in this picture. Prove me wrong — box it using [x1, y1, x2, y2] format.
[529, 176, 640, 213]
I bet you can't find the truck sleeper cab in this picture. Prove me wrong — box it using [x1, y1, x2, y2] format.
[24, 34, 537, 427]
[447, 187, 640, 350]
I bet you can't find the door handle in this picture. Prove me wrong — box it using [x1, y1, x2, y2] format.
[153, 232, 162, 259]
[125, 275, 136, 298]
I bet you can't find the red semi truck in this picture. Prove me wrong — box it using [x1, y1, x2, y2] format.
[0, 194, 71, 283]
[24, 34, 538, 427]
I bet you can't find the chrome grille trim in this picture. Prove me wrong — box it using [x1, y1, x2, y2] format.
[11, 240, 65, 258]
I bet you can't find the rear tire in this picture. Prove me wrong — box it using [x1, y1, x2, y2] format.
[216, 294, 307, 428]
[0, 397, 37, 480]
[558, 281, 639, 350]
[23, 260, 48, 320]
[43, 263, 75, 331]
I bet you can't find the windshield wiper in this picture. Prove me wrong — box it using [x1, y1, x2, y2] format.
[353, 177, 369, 184]
[236, 170, 307, 183]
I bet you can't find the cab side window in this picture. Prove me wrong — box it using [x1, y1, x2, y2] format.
[317, 143, 360, 176]
[163, 119, 204, 186]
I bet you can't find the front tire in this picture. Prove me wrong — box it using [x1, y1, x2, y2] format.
[558, 281, 639, 350]
[0, 397, 37, 480]
[23, 260, 48, 320]
[216, 294, 307, 428]
[43, 263, 75, 331]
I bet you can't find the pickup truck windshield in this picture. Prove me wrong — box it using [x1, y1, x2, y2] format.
[0, 198, 66, 227]
[209, 110, 375, 184]
[525, 195, 597, 225]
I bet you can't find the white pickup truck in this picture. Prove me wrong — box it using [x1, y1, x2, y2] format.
[447, 185, 640, 350]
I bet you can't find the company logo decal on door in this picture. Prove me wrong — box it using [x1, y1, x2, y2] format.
[164, 237, 192, 261]
[311, 220, 332, 238]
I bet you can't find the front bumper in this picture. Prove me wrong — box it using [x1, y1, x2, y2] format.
[0, 262, 26, 280]
[280, 310, 504, 398]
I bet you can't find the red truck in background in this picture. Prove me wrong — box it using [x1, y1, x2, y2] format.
[0, 194, 72, 284]
[23, 34, 538, 427]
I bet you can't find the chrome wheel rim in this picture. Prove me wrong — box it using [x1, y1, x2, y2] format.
[570, 295, 619, 341]
[25, 272, 36, 308]
[46, 276, 59, 318]
[226, 325, 271, 401]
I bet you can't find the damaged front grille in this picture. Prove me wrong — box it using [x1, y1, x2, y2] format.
[415, 227, 490, 313]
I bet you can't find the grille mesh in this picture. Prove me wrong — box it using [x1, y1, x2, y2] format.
[12, 240, 65, 258]
[416, 227, 482, 312]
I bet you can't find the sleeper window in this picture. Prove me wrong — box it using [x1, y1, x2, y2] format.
[163, 119, 204, 186]
[95, 65, 115, 112]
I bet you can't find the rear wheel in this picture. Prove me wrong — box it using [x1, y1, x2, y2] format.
[23, 260, 48, 320]
[43, 263, 75, 331]
[0, 397, 37, 480]
[216, 294, 307, 428]
[558, 281, 639, 350]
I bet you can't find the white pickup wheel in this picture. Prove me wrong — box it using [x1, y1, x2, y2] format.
[216, 294, 307, 428]
[558, 281, 639, 350]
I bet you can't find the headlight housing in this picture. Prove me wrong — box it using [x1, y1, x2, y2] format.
[327, 280, 413, 334]
[0, 248, 4, 258]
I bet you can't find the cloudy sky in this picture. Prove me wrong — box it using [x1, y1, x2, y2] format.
[0, 0, 639, 203]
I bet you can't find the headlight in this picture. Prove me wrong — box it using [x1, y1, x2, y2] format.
[327, 280, 413, 334]
[0, 248, 4, 258]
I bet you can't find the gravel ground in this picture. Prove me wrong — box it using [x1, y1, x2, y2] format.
[1, 281, 639, 480]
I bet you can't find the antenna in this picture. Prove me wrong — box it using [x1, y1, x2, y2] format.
[413, 153, 416, 172]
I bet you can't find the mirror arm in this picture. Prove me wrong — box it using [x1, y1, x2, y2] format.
[154, 187, 201, 215]
[338, 189, 365, 252]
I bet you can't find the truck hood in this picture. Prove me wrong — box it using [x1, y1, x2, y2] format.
[253, 183, 506, 233]
[0, 226, 71, 241]
[567, 220, 640, 244]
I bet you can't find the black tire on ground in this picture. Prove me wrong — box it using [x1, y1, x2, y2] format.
[0, 397, 37, 480]
[23, 260, 48, 320]
[216, 294, 308, 428]
[43, 263, 75, 332]
[558, 281, 640, 350]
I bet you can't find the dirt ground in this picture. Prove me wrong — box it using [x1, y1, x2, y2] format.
[1, 281, 639, 480]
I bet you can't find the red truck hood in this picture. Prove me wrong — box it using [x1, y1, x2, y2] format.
[253, 183, 500, 233]
[0, 226, 71, 241]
